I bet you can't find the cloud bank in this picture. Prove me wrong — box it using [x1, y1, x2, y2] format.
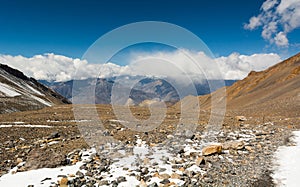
[0, 51, 281, 82]
[244, 0, 300, 47]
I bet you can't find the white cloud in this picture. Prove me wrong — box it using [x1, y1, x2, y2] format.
[262, 0, 278, 11]
[130, 50, 282, 80]
[274, 31, 289, 46]
[244, 16, 262, 30]
[214, 52, 281, 79]
[0, 51, 281, 82]
[244, 0, 300, 47]
[0, 53, 127, 82]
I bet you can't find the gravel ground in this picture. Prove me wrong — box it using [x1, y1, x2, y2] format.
[1, 121, 294, 186]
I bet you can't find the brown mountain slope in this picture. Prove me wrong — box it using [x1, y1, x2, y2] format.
[199, 52, 300, 117]
[0, 64, 70, 114]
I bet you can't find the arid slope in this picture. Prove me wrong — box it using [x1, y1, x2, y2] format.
[200, 52, 300, 117]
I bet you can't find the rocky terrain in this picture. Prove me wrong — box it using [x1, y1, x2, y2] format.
[0, 103, 298, 186]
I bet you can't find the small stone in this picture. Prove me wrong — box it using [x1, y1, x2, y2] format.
[160, 179, 170, 184]
[85, 171, 93, 177]
[235, 116, 247, 121]
[79, 165, 87, 170]
[153, 172, 159, 178]
[111, 181, 118, 187]
[76, 171, 84, 178]
[48, 132, 60, 139]
[17, 166, 26, 172]
[223, 141, 244, 150]
[204, 177, 213, 183]
[171, 173, 181, 179]
[148, 182, 158, 187]
[141, 167, 149, 175]
[117, 176, 126, 183]
[41, 177, 51, 182]
[57, 175, 67, 178]
[98, 180, 109, 186]
[245, 146, 254, 152]
[59, 177, 68, 187]
[159, 168, 167, 172]
[159, 173, 170, 179]
[143, 158, 150, 165]
[167, 135, 174, 139]
[195, 156, 205, 166]
[16, 158, 23, 164]
[139, 179, 147, 187]
[202, 144, 222, 156]
[257, 144, 262, 149]
[178, 167, 185, 172]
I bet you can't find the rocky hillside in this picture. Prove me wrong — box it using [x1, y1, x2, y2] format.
[199, 52, 300, 117]
[0, 64, 70, 113]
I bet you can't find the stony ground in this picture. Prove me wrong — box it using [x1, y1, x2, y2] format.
[0, 104, 299, 186]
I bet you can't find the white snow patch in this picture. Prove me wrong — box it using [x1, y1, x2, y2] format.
[0, 82, 21, 97]
[99, 136, 186, 186]
[25, 84, 44, 96]
[109, 119, 129, 123]
[30, 95, 52, 106]
[0, 162, 81, 187]
[0, 124, 52, 128]
[1, 121, 25, 124]
[47, 141, 59, 145]
[0, 149, 96, 187]
[273, 131, 300, 187]
[46, 119, 91, 123]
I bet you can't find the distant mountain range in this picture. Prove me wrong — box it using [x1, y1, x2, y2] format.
[0, 64, 70, 114]
[40, 77, 237, 106]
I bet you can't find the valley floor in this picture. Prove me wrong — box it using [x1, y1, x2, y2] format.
[0, 104, 299, 186]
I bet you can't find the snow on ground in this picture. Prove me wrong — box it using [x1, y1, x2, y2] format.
[0, 149, 96, 187]
[0, 163, 81, 187]
[30, 95, 52, 106]
[0, 136, 209, 187]
[0, 121, 25, 124]
[100, 136, 189, 186]
[0, 82, 21, 97]
[273, 131, 300, 187]
[46, 119, 92, 123]
[25, 84, 44, 96]
[0, 124, 52, 128]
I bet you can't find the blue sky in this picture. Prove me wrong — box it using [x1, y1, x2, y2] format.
[0, 0, 299, 59]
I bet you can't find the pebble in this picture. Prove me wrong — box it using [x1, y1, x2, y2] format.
[117, 176, 126, 183]
[59, 177, 68, 187]
[160, 179, 170, 184]
[75, 171, 84, 178]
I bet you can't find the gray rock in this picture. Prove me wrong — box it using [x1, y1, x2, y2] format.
[117, 176, 127, 183]
[48, 132, 60, 139]
[76, 171, 84, 178]
[160, 179, 170, 184]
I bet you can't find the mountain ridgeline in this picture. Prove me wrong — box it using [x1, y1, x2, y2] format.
[198, 52, 300, 117]
[0, 64, 70, 114]
[41, 77, 237, 106]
